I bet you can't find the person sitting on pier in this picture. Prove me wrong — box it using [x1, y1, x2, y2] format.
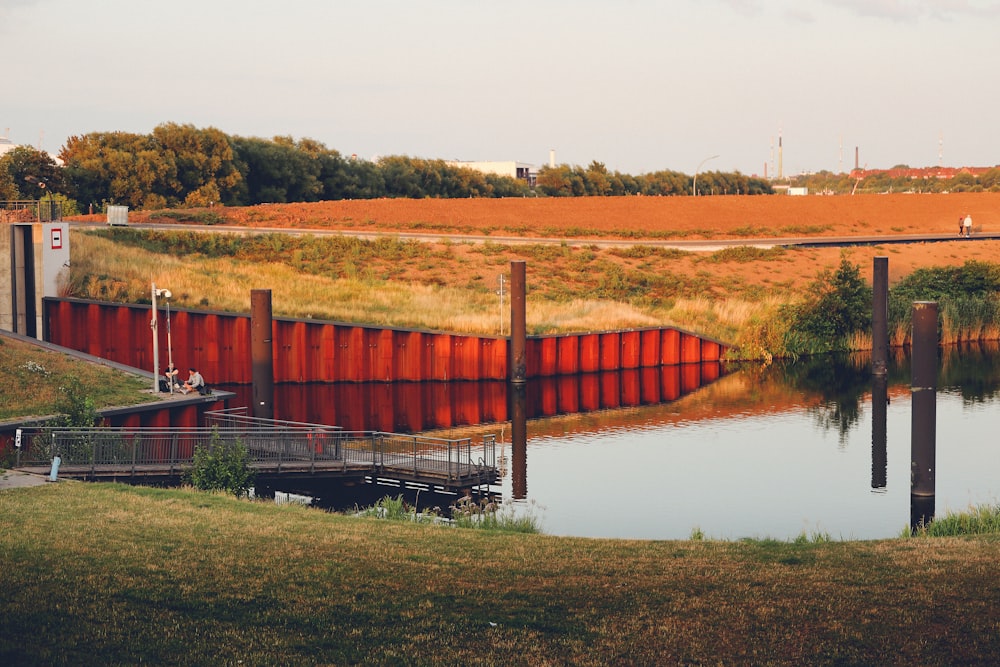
[182, 367, 205, 394]
[163, 363, 180, 392]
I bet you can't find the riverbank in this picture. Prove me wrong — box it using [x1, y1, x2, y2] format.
[2, 482, 999, 664]
[67, 193, 1000, 356]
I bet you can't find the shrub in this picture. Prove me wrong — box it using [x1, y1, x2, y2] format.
[186, 429, 256, 497]
[783, 259, 870, 355]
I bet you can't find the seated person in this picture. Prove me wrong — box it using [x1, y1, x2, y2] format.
[182, 367, 205, 394]
[163, 363, 180, 392]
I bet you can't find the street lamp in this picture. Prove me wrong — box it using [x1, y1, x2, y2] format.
[150, 283, 172, 393]
[692, 154, 720, 196]
[23, 175, 58, 221]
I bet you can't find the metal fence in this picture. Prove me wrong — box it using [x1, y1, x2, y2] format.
[0, 199, 61, 222]
[14, 426, 497, 484]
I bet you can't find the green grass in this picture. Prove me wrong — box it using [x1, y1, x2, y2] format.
[3, 483, 1000, 664]
[0, 335, 156, 422]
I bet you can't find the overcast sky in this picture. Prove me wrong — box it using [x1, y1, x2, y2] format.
[3, 0, 998, 176]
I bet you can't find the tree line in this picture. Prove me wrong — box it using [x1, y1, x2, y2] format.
[1, 122, 778, 212]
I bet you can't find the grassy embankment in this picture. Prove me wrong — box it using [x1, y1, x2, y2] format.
[69, 228, 800, 351]
[0, 335, 155, 424]
[69, 228, 1000, 360]
[2, 482, 1000, 665]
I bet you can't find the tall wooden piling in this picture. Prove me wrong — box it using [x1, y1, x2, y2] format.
[910, 301, 937, 527]
[251, 289, 275, 420]
[872, 256, 889, 375]
[510, 261, 527, 384]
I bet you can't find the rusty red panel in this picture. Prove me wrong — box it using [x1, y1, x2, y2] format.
[599, 332, 620, 371]
[639, 329, 661, 368]
[680, 333, 703, 364]
[579, 334, 600, 373]
[661, 329, 681, 366]
[701, 340, 722, 362]
[449, 336, 477, 381]
[230, 315, 252, 383]
[620, 331, 641, 369]
[477, 338, 504, 381]
[556, 335, 579, 375]
[342, 325, 364, 382]
[392, 331, 421, 381]
[319, 325, 337, 382]
[535, 337, 558, 377]
[369, 329, 391, 381]
[423, 333, 452, 381]
[661, 366, 681, 401]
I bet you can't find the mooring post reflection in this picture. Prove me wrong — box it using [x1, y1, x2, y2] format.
[910, 301, 938, 531]
[871, 373, 888, 491]
[510, 382, 527, 499]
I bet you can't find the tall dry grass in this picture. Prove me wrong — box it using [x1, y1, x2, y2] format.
[71, 232, 714, 336]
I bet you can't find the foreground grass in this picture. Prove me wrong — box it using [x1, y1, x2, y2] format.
[2, 483, 1000, 665]
[0, 335, 155, 422]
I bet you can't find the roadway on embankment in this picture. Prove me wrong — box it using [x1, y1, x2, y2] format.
[72, 221, 1000, 252]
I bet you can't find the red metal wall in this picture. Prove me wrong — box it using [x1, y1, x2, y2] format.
[43, 298, 728, 384]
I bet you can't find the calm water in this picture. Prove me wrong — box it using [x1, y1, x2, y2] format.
[224, 342, 1000, 541]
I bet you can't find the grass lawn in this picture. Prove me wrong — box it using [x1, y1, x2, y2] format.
[2, 482, 1000, 665]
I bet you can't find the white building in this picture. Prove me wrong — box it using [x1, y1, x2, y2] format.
[446, 160, 536, 186]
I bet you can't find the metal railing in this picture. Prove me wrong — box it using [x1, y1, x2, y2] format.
[15, 426, 497, 484]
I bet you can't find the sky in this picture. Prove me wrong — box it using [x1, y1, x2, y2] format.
[3, 0, 999, 177]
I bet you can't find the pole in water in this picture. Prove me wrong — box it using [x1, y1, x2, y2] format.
[251, 289, 275, 420]
[871, 373, 888, 491]
[872, 256, 889, 375]
[910, 301, 937, 529]
[510, 261, 527, 384]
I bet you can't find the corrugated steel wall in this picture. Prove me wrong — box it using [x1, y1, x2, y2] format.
[43, 298, 726, 383]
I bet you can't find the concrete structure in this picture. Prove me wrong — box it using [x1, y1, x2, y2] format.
[446, 160, 536, 186]
[1, 221, 71, 337]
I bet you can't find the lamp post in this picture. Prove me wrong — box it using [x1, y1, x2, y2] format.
[692, 154, 720, 197]
[150, 283, 172, 393]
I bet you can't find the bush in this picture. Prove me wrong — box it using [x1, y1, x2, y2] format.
[186, 429, 256, 497]
[783, 259, 870, 355]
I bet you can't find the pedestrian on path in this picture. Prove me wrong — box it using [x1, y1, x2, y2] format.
[964, 214, 973, 238]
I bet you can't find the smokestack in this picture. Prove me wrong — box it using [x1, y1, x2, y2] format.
[855, 147, 859, 171]
[549, 149, 555, 168]
[777, 134, 783, 180]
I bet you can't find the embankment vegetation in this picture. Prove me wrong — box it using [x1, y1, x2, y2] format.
[69, 229, 1000, 359]
[2, 482, 1000, 664]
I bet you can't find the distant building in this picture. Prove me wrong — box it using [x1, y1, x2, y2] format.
[446, 160, 536, 186]
[0, 135, 17, 158]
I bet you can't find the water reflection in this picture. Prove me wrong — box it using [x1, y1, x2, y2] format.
[219, 342, 1000, 540]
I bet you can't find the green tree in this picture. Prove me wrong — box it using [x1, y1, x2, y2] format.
[1, 146, 66, 197]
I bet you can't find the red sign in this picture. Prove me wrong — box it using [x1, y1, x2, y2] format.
[51, 228, 63, 250]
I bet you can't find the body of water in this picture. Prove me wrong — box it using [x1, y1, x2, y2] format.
[225, 343, 1000, 541]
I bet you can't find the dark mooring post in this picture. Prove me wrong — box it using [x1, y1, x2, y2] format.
[251, 289, 275, 420]
[871, 373, 888, 491]
[872, 256, 889, 375]
[510, 382, 528, 500]
[510, 260, 527, 384]
[910, 301, 937, 530]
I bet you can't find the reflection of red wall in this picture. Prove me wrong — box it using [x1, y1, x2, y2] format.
[43, 299, 728, 384]
[215, 361, 726, 432]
